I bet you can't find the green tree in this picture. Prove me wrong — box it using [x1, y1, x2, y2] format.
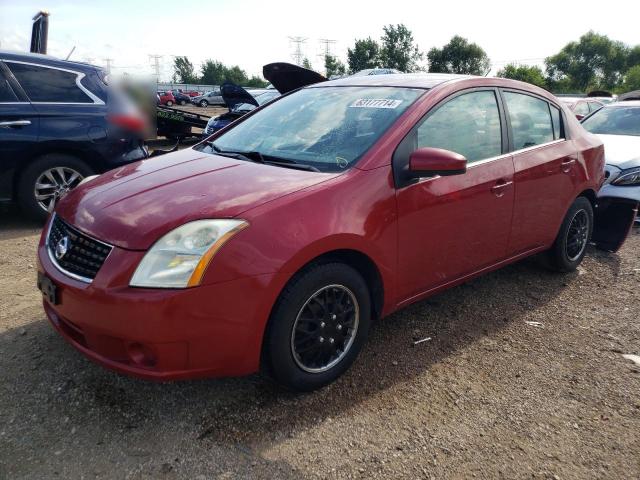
[324, 54, 346, 77]
[200, 60, 227, 85]
[497, 64, 546, 88]
[347, 37, 381, 73]
[545, 31, 629, 92]
[172, 56, 198, 83]
[622, 65, 640, 92]
[224, 65, 249, 85]
[628, 45, 640, 69]
[427, 35, 490, 75]
[245, 75, 269, 88]
[379, 24, 423, 72]
[302, 57, 313, 70]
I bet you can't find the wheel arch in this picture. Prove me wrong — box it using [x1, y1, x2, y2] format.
[258, 248, 386, 370]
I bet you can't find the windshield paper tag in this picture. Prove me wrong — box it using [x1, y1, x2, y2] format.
[349, 99, 402, 109]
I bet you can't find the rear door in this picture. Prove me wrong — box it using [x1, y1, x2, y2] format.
[394, 88, 515, 302]
[0, 62, 39, 201]
[501, 90, 579, 255]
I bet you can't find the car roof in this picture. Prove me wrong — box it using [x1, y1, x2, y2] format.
[0, 49, 101, 72]
[309, 73, 473, 90]
[605, 100, 640, 108]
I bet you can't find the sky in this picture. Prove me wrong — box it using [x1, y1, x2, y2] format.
[0, 0, 638, 82]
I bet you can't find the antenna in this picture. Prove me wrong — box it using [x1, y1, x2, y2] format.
[288, 36, 307, 66]
[65, 46, 76, 61]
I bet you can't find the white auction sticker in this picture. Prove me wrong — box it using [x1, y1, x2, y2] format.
[349, 98, 403, 109]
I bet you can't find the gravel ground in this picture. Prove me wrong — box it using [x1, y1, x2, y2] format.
[0, 206, 638, 479]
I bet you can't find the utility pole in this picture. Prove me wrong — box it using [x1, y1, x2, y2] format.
[288, 36, 307, 66]
[149, 54, 163, 82]
[103, 58, 113, 74]
[318, 38, 336, 58]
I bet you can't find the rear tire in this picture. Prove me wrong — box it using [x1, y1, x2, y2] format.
[545, 196, 593, 272]
[166, 100, 173, 106]
[180, 100, 187, 106]
[264, 263, 371, 391]
[17, 154, 94, 222]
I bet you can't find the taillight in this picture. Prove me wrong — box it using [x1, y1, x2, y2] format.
[108, 114, 146, 132]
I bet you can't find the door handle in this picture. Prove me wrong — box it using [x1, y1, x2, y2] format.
[491, 180, 513, 197]
[561, 157, 577, 173]
[0, 120, 32, 128]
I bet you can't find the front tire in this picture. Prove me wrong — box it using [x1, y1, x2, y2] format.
[166, 100, 173, 106]
[199, 100, 208, 107]
[264, 263, 371, 391]
[545, 196, 593, 272]
[17, 154, 94, 222]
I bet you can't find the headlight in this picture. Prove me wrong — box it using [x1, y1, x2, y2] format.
[612, 167, 640, 186]
[130, 219, 248, 288]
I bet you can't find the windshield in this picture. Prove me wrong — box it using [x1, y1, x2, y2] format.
[199, 86, 422, 172]
[582, 106, 640, 136]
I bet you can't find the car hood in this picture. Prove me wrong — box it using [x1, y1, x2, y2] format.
[263, 62, 327, 94]
[597, 134, 640, 170]
[221, 82, 258, 111]
[56, 148, 337, 250]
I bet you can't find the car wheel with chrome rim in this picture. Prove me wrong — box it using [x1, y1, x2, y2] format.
[264, 263, 371, 391]
[17, 154, 94, 222]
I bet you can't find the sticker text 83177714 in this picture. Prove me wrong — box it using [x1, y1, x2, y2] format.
[349, 99, 403, 109]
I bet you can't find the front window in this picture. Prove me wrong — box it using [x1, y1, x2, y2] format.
[199, 86, 422, 172]
[581, 106, 640, 136]
[416, 90, 502, 163]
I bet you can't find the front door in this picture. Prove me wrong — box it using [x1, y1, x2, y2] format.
[394, 89, 515, 303]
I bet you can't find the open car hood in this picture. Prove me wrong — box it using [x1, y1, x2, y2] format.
[221, 82, 258, 111]
[263, 62, 327, 94]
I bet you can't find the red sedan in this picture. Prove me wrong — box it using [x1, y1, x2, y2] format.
[37, 74, 636, 391]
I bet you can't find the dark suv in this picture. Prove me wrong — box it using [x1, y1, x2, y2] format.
[0, 51, 148, 220]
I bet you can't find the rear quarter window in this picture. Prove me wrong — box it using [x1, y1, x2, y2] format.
[7, 63, 94, 103]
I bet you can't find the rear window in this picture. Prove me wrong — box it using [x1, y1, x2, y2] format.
[504, 92, 554, 149]
[7, 62, 94, 103]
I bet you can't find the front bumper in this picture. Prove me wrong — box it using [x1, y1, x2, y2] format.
[598, 165, 640, 223]
[38, 234, 277, 381]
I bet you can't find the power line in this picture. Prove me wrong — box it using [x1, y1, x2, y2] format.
[288, 36, 307, 66]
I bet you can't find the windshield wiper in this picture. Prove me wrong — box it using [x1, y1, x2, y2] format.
[206, 142, 320, 172]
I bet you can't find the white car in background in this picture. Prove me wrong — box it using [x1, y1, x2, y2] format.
[581, 101, 640, 224]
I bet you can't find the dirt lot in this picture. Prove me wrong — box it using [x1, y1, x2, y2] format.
[1, 206, 639, 479]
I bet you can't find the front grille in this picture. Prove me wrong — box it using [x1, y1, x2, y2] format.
[47, 214, 113, 282]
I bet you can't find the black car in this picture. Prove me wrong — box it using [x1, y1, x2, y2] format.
[169, 89, 191, 106]
[0, 51, 148, 220]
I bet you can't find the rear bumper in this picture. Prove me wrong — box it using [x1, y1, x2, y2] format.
[38, 238, 278, 381]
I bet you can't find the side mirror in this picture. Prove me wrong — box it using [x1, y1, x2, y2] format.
[409, 147, 467, 177]
[575, 114, 585, 121]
